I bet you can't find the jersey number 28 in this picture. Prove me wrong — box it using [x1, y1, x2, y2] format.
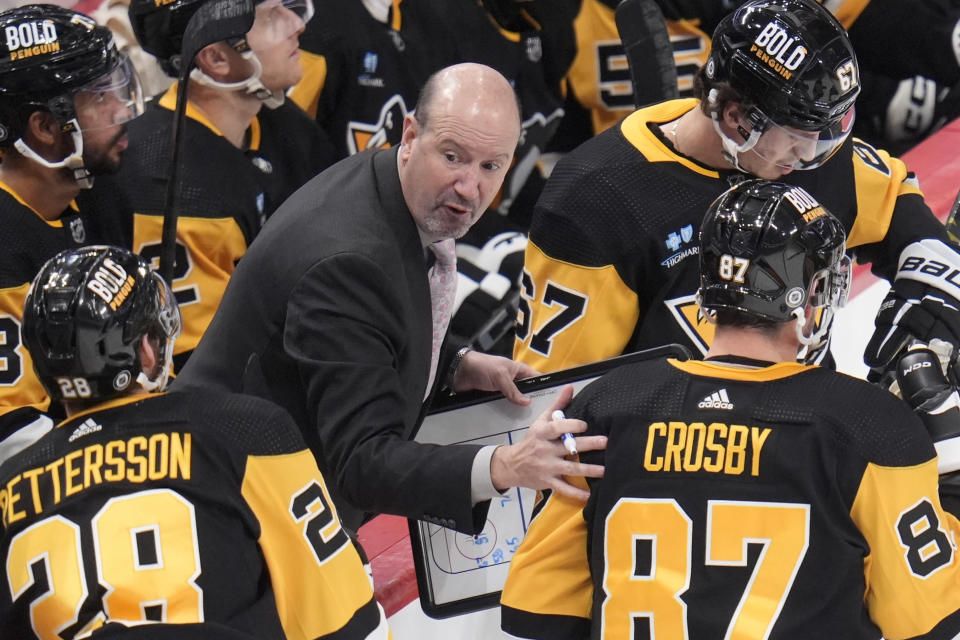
[6, 489, 201, 639]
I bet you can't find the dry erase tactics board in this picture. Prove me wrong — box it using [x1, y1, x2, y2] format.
[409, 346, 691, 618]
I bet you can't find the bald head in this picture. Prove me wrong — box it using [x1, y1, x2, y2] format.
[398, 63, 522, 243]
[413, 63, 522, 140]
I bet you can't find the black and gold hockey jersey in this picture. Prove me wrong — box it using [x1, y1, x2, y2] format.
[290, 0, 448, 160]
[557, 0, 960, 153]
[106, 86, 335, 365]
[553, 0, 716, 150]
[502, 357, 960, 639]
[0, 183, 90, 416]
[0, 390, 387, 640]
[514, 98, 944, 373]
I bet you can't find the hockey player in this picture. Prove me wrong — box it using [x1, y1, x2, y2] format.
[113, 0, 336, 367]
[502, 180, 960, 640]
[0, 245, 388, 640]
[556, 0, 960, 154]
[515, 0, 960, 393]
[0, 5, 143, 420]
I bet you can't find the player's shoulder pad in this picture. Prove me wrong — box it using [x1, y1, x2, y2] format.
[158, 390, 308, 457]
[541, 125, 648, 205]
[756, 368, 935, 467]
[849, 136, 899, 178]
[532, 125, 675, 265]
[568, 358, 687, 428]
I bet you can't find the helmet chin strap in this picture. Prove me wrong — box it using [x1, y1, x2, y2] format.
[13, 119, 93, 188]
[708, 88, 761, 174]
[792, 306, 834, 364]
[190, 49, 284, 109]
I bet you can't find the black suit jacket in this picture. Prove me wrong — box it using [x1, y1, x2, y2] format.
[177, 147, 489, 533]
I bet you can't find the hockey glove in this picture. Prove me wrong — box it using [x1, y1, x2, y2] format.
[865, 239, 960, 386]
[450, 231, 527, 356]
[897, 345, 960, 474]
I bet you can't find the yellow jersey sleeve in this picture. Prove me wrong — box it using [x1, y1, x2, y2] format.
[0, 283, 49, 415]
[132, 214, 248, 357]
[565, 0, 633, 135]
[514, 240, 639, 373]
[241, 449, 386, 640]
[851, 458, 960, 639]
[501, 477, 593, 635]
[847, 138, 924, 249]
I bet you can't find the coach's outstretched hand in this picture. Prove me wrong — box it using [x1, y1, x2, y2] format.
[489, 385, 606, 501]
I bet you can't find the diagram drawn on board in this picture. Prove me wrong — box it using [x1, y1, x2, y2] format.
[410, 346, 691, 617]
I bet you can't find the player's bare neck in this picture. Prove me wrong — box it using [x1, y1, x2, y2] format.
[0, 159, 79, 221]
[670, 109, 734, 171]
[706, 323, 799, 364]
[188, 80, 262, 149]
[63, 387, 148, 418]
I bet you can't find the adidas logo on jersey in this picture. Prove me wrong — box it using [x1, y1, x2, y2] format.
[698, 389, 733, 410]
[68, 418, 102, 442]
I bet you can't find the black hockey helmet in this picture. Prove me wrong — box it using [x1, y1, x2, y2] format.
[128, 0, 207, 77]
[0, 5, 119, 141]
[23, 246, 181, 404]
[0, 5, 142, 184]
[698, 180, 849, 351]
[703, 0, 859, 168]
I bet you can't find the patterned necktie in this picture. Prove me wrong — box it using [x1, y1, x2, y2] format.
[425, 238, 458, 397]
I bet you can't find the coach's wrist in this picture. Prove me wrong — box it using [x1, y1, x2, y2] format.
[445, 345, 473, 389]
[490, 444, 516, 492]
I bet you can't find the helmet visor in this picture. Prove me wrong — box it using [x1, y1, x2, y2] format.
[71, 54, 144, 132]
[748, 106, 855, 171]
